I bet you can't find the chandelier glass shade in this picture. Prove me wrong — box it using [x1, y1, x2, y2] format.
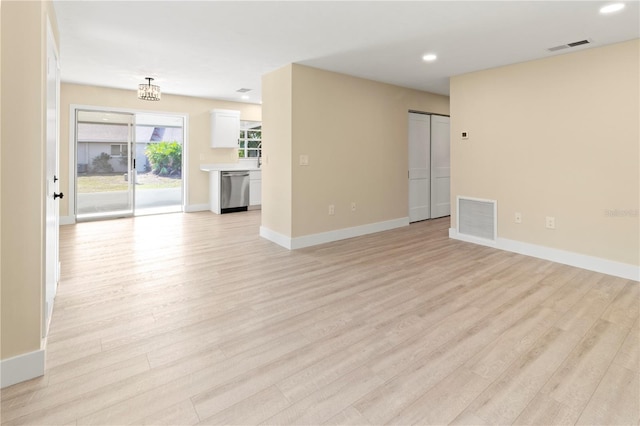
[138, 77, 161, 101]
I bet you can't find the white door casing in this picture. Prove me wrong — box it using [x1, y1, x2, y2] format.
[430, 115, 451, 219]
[44, 19, 60, 336]
[408, 112, 431, 223]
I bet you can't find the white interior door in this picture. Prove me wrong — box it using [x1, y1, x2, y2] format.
[408, 112, 431, 222]
[44, 20, 60, 336]
[430, 115, 451, 218]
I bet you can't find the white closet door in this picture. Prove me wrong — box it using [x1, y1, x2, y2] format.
[430, 115, 451, 218]
[408, 113, 430, 222]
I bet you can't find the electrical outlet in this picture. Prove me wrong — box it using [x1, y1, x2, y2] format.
[545, 216, 555, 229]
[515, 212, 522, 224]
[328, 204, 335, 215]
[299, 154, 309, 166]
[351, 202, 356, 212]
[461, 131, 469, 140]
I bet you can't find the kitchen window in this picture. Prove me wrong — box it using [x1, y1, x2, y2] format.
[239, 121, 261, 158]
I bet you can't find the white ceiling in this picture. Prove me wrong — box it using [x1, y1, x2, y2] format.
[53, 1, 640, 104]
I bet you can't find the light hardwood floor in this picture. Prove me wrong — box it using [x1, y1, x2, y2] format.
[1, 211, 638, 425]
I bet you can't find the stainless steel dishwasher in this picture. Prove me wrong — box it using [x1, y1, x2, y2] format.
[220, 170, 250, 213]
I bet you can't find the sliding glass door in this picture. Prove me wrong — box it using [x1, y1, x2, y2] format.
[76, 110, 134, 219]
[133, 114, 184, 215]
[75, 109, 184, 220]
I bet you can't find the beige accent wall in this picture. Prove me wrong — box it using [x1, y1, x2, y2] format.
[261, 64, 449, 238]
[450, 39, 639, 266]
[1, 1, 59, 359]
[292, 65, 448, 237]
[59, 84, 262, 216]
[261, 64, 293, 237]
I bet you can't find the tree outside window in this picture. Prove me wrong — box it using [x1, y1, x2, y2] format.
[238, 121, 261, 158]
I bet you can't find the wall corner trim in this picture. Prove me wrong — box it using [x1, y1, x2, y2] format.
[449, 228, 639, 281]
[261, 217, 409, 250]
[1, 349, 45, 388]
[259, 226, 293, 249]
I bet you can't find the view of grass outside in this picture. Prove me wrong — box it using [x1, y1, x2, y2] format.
[75, 113, 185, 216]
[77, 173, 181, 193]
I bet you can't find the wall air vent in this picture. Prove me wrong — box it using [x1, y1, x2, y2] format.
[457, 196, 497, 242]
[547, 39, 592, 52]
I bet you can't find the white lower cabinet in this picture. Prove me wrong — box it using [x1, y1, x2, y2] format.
[208, 171, 222, 214]
[250, 170, 261, 207]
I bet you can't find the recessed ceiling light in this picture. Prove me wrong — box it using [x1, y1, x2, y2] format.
[600, 3, 625, 14]
[241, 95, 249, 100]
[422, 53, 437, 62]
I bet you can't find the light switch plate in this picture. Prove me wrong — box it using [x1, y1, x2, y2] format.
[299, 154, 309, 166]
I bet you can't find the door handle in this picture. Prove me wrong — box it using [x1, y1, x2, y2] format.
[53, 192, 64, 200]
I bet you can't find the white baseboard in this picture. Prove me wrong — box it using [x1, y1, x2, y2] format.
[261, 217, 410, 250]
[260, 226, 293, 249]
[59, 215, 75, 225]
[1, 349, 45, 388]
[449, 228, 639, 281]
[185, 204, 210, 213]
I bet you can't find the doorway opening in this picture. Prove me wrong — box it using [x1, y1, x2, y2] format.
[74, 109, 185, 220]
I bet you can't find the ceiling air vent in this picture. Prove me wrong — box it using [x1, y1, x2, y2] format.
[567, 39, 591, 47]
[236, 88, 252, 93]
[547, 39, 592, 52]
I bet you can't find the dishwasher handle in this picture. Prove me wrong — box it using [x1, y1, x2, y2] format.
[221, 171, 249, 177]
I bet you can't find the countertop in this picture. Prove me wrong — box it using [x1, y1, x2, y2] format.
[200, 163, 261, 172]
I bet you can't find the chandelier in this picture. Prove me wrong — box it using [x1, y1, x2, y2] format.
[138, 77, 161, 101]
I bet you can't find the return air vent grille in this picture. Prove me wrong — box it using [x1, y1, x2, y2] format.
[548, 39, 592, 52]
[457, 197, 497, 242]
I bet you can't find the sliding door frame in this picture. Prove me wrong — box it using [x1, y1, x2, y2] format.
[68, 104, 189, 222]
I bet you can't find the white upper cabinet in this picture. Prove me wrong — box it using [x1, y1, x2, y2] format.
[210, 109, 240, 148]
